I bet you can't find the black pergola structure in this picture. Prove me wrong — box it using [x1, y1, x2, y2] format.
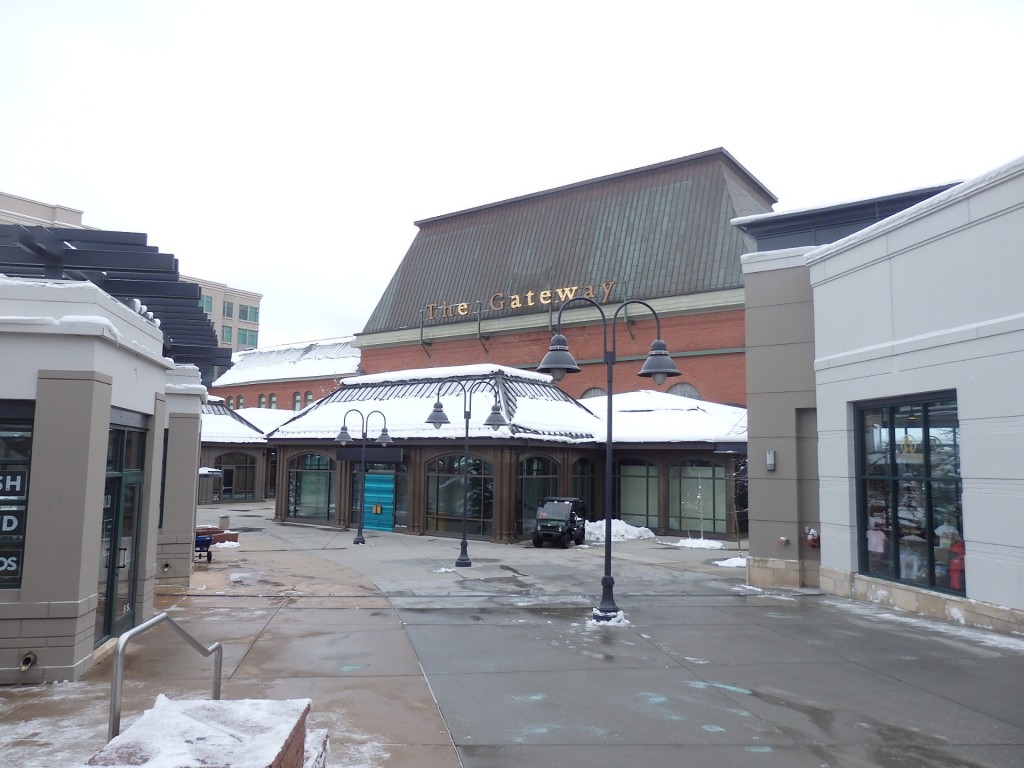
[0, 224, 232, 381]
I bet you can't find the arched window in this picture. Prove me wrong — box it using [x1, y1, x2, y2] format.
[304, 391, 314, 406]
[292, 392, 302, 410]
[668, 382, 702, 400]
[426, 454, 494, 536]
[226, 396, 234, 408]
[516, 456, 559, 536]
[257, 394, 266, 408]
[580, 388, 606, 399]
[285, 452, 336, 520]
[269, 393, 277, 409]
[237, 395, 245, 408]
[616, 459, 659, 530]
[669, 460, 727, 534]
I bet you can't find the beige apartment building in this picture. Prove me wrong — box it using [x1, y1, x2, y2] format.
[182, 274, 262, 353]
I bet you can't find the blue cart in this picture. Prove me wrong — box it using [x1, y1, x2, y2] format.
[194, 533, 214, 562]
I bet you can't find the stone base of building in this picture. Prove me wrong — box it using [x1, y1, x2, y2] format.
[746, 556, 820, 589]
[819, 567, 1024, 636]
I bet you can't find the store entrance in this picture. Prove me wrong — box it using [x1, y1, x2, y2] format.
[95, 427, 145, 645]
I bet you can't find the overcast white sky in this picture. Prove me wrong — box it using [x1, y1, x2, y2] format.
[2, 0, 1021, 347]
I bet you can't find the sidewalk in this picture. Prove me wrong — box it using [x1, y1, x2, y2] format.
[3, 501, 1024, 767]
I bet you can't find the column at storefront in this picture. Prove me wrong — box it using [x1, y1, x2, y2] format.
[491, 446, 518, 542]
[17, 371, 112, 681]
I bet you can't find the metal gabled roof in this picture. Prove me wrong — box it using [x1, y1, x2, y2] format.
[200, 401, 267, 443]
[362, 148, 776, 336]
[268, 364, 601, 443]
[212, 337, 361, 386]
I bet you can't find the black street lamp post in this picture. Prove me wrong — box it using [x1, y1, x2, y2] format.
[425, 379, 508, 567]
[334, 409, 392, 545]
[537, 298, 680, 620]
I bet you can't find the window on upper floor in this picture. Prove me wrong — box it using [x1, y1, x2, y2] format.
[221, 326, 233, 343]
[238, 328, 258, 348]
[239, 304, 259, 322]
[223, 301, 234, 318]
[200, 294, 213, 313]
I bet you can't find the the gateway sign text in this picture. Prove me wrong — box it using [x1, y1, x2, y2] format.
[424, 280, 616, 321]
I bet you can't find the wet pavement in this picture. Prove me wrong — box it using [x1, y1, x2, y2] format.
[3, 501, 1024, 767]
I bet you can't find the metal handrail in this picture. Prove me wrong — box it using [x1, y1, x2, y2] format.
[108, 612, 223, 742]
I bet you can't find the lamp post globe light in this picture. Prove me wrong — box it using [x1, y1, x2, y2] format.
[425, 379, 508, 567]
[334, 409, 392, 545]
[537, 298, 680, 621]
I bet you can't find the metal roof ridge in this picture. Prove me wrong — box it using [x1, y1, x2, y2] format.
[412, 147, 768, 226]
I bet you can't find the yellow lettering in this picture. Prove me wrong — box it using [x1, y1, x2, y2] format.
[489, 293, 505, 310]
[424, 304, 437, 320]
[525, 290, 535, 306]
[555, 286, 578, 302]
[600, 281, 615, 302]
[539, 290, 552, 305]
[457, 303, 469, 316]
[582, 284, 597, 299]
[510, 294, 523, 309]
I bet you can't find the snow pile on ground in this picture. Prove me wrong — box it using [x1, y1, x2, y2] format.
[660, 537, 725, 550]
[713, 556, 749, 568]
[585, 519, 655, 543]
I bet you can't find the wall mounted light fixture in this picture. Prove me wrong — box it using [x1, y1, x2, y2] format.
[766, 450, 777, 472]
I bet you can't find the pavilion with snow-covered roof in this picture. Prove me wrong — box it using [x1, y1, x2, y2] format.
[262, 364, 747, 542]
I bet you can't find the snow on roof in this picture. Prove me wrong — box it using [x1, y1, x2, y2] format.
[581, 390, 747, 443]
[233, 407, 296, 433]
[200, 403, 267, 444]
[261, 366, 747, 446]
[271, 364, 597, 443]
[211, 337, 361, 387]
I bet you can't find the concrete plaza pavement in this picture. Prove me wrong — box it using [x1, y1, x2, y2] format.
[3, 500, 1024, 767]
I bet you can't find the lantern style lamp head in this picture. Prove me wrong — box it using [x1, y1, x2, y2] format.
[334, 425, 352, 445]
[375, 427, 393, 445]
[638, 338, 682, 385]
[537, 334, 581, 382]
[426, 400, 450, 430]
[483, 402, 508, 431]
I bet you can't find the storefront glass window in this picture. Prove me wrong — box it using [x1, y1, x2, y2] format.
[617, 459, 658, 530]
[426, 454, 494, 535]
[0, 422, 32, 589]
[668, 460, 727, 534]
[571, 457, 597, 519]
[858, 394, 962, 592]
[285, 452, 335, 520]
[516, 456, 559, 536]
[215, 452, 256, 500]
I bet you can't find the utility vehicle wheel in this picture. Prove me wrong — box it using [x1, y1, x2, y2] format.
[533, 537, 543, 548]
[558, 533, 570, 549]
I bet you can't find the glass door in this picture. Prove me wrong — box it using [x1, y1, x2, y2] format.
[96, 426, 145, 645]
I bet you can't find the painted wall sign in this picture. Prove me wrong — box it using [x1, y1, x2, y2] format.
[423, 280, 617, 321]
